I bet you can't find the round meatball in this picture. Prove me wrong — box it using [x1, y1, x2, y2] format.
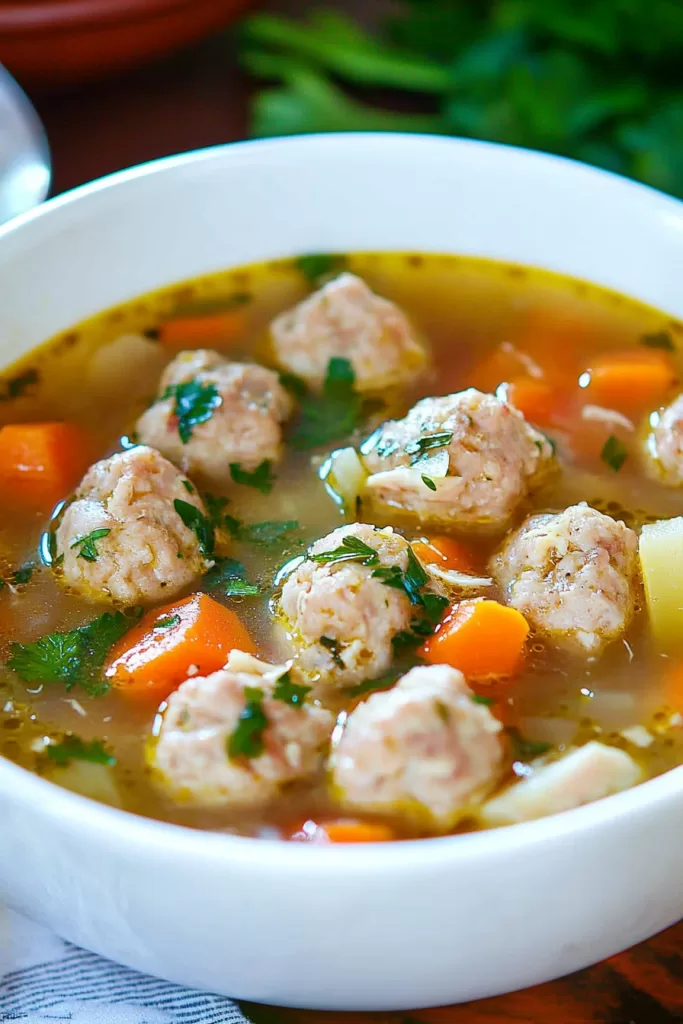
[362, 389, 554, 533]
[278, 523, 444, 690]
[642, 393, 683, 486]
[270, 272, 427, 393]
[136, 349, 293, 485]
[55, 446, 212, 606]
[330, 664, 504, 829]
[491, 503, 638, 655]
[151, 650, 334, 807]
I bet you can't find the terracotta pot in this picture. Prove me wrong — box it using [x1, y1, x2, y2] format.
[0, 0, 257, 86]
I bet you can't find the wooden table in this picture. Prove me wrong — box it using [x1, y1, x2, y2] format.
[21, 9, 683, 1022]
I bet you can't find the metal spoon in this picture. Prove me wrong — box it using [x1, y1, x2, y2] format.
[0, 65, 50, 224]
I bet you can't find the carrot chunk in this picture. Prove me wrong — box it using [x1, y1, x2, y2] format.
[0, 422, 91, 508]
[501, 377, 559, 427]
[156, 311, 244, 350]
[105, 593, 255, 702]
[412, 536, 478, 574]
[581, 350, 676, 415]
[420, 598, 529, 680]
[288, 819, 395, 843]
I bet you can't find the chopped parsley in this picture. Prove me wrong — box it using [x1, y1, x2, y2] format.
[295, 252, 347, 283]
[346, 673, 399, 698]
[371, 565, 405, 590]
[12, 563, 34, 585]
[641, 329, 675, 351]
[471, 694, 495, 707]
[508, 727, 551, 761]
[70, 528, 111, 563]
[204, 558, 259, 597]
[163, 378, 222, 444]
[202, 491, 230, 528]
[279, 371, 307, 400]
[229, 460, 276, 494]
[320, 635, 344, 668]
[272, 671, 311, 708]
[47, 735, 116, 767]
[174, 499, 215, 558]
[154, 615, 180, 630]
[600, 434, 628, 472]
[242, 519, 301, 548]
[8, 610, 139, 695]
[182, 479, 195, 494]
[309, 534, 379, 567]
[227, 686, 269, 759]
[405, 431, 453, 465]
[384, 547, 449, 653]
[421, 475, 437, 491]
[291, 357, 363, 450]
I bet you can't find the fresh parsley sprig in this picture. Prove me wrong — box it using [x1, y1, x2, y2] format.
[229, 460, 276, 494]
[70, 528, 111, 563]
[291, 357, 364, 450]
[163, 379, 222, 444]
[309, 535, 379, 567]
[47, 735, 116, 767]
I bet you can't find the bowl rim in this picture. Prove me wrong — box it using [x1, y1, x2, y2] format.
[2, 132, 683, 871]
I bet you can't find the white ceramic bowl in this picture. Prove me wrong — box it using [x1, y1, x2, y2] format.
[1, 134, 683, 1011]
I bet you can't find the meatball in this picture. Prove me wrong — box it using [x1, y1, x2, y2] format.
[278, 523, 445, 689]
[270, 272, 426, 393]
[481, 742, 641, 827]
[362, 389, 554, 532]
[330, 664, 504, 828]
[136, 349, 293, 485]
[55, 446, 212, 606]
[151, 650, 334, 807]
[491, 503, 638, 655]
[643, 393, 683, 486]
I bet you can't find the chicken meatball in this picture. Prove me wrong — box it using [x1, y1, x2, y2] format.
[491, 503, 638, 655]
[136, 349, 293, 485]
[278, 523, 445, 689]
[642, 393, 683, 486]
[55, 445, 212, 606]
[481, 742, 641, 827]
[330, 664, 504, 829]
[151, 650, 334, 807]
[270, 272, 427, 393]
[362, 389, 554, 532]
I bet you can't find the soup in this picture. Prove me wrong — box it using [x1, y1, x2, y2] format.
[0, 252, 682, 842]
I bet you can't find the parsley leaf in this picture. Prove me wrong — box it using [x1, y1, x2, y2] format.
[154, 615, 180, 629]
[164, 379, 222, 444]
[279, 371, 307, 400]
[182, 479, 195, 493]
[70, 528, 111, 563]
[291, 357, 362, 450]
[405, 431, 453, 465]
[227, 686, 269, 759]
[641, 330, 675, 351]
[243, 520, 301, 548]
[346, 673, 398, 698]
[422, 474, 437, 491]
[272, 671, 311, 708]
[47, 735, 116, 767]
[471, 694, 495, 707]
[320, 635, 344, 668]
[601, 434, 628, 472]
[296, 253, 347, 283]
[404, 546, 430, 603]
[174, 499, 215, 558]
[371, 565, 406, 590]
[309, 534, 379, 566]
[229, 460, 276, 494]
[508, 728, 552, 761]
[12, 563, 34, 585]
[204, 558, 259, 597]
[9, 610, 138, 695]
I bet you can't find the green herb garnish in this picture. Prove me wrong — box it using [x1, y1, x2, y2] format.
[229, 460, 276, 494]
[346, 673, 398, 698]
[371, 565, 406, 590]
[421, 475, 437, 491]
[227, 686, 269, 759]
[174, 499, 215, 558]
[279, 371, 308, 399]
[154, 615, 180, 630]
[296, 253, 347, 283]
[70, 528, 111, 563]
[600, 434, 628, 472]
[243, 520, 301, 548]
[291, 357, 362, 450]
[12, 563, 34, 585]
[405, 431, 453, 465]
[47, 736, 116, 767]
[320, 635, 344, 668]
[472, 694, 495, 707]
[9, 610, 139, 695]
[182, 479, 195, 494]
[508, 728, 552, 761]
[272, 671, 311, 708]
[204, 558, 259, 597]
[164, 379, 222, 444]
[641, 330, 675, 351]
[309, 534, 379, 566]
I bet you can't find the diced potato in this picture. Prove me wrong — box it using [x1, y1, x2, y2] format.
[87, 332, 167, 400]
[52, 761, 122, 808]
[319, 447, 368, 511]
[639, 517, 683, 648]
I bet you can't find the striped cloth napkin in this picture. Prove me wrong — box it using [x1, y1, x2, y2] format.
[0, 909, 250, 1023]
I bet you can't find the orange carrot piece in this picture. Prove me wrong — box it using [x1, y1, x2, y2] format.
[516, 305, 591, 378]
[582, 350, 676, 415]
[501, 377, 559, 427]
[0, 422, 91, 507]
[105, 593, 255, 702]
[420, 598, 529, 680]
[156, 310, 245, 350]
[412, 536, 478, 574]
[468, 343, 542, 394]
[322, 820, 395, 843]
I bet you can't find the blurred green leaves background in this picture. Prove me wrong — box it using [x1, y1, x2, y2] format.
[239, 0, 683, 197]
